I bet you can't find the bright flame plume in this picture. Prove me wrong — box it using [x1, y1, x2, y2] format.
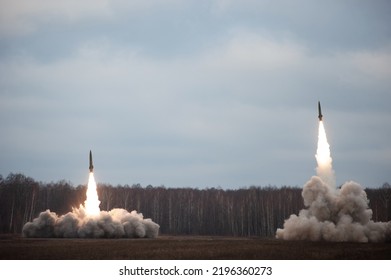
[84, 172, 101, 216]
[315, 120, 335, 188]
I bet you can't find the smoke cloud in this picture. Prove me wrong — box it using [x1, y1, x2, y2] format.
[276, 120, 391, 242]
[23, 171, 159, 238]
[276, 176, 391, 242]
[22, 207, 160, 238]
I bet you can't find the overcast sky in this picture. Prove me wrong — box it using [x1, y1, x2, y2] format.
[1, 0, 390, 188]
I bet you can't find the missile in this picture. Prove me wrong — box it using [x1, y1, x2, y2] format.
[318, 101, 323, 121]
[89, 150, 94, 172]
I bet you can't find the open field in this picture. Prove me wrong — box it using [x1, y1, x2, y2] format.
[1, 235, 390, 260]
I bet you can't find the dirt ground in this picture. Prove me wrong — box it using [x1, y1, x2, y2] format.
[0, 235, 390, 260]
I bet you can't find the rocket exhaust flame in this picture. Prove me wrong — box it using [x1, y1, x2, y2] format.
[22, 150, 160, 238]
[85, 150, 100, 216]
[84, 172, 101, 216]
[276, 102, 391, 242]
[315, 120, 335, 188]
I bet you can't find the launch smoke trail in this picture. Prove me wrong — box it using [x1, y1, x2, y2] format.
[276, 104, 391, 242]
[22, 151, 159, 238]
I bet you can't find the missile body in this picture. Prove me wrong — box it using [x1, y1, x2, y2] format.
[89, 150, 94, 172]
[318, 101, 323, 121]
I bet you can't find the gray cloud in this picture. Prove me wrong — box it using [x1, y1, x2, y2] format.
[0, 1, 390, 188]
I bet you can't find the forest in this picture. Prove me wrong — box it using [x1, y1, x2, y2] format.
[1, 172, 390, 237]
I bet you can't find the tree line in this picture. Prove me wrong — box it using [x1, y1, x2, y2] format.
[1, 173, 390, 236]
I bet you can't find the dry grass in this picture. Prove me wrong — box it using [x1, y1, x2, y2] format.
[1, 235, 390, 260]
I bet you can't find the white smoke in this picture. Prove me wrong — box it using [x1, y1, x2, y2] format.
[276, 120, 391, 242]
[22, 207, 160, 238]
[276, 176, 391, 242]
[23, 170, 159, 238]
